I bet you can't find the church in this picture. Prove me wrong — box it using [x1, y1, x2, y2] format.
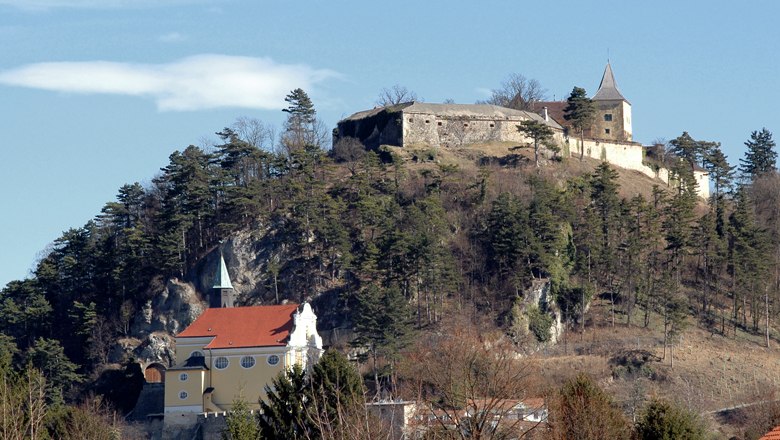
[163, 253, 323, 423]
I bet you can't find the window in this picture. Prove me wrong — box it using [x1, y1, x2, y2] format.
[214, 356, 229, 369]
[190, 351, 204, 359]
[240, 356, 256, 369]
[179, 391, 188, 400]
[179, 373, 188, 381]
[267, 355, 280, 366]
[605, 128, 611, 134]
[408, 118, 413, 123]
[604, 114, 613, 122]
[437, 121, 442, 126]
[425, 120, 430, 124]
[489, 123, 495, 128]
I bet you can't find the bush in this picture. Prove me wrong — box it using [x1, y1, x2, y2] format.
[635, 399, 707, 440]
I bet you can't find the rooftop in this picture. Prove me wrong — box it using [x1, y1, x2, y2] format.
[592, 62, 629, 103]
[177, 304, 299, 349]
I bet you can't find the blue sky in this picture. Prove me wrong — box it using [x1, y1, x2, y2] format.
[1, 0, 779, 287]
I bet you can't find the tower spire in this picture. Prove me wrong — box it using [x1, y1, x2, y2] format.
[592, 62, 628, 102]
[211, 251, 234, 307]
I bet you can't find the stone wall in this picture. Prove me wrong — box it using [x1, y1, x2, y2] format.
[568, 138, 710, 199]
[401, 112, 536, 148]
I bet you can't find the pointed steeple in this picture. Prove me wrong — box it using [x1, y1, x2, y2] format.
[592, 63, 628, 102]
[211, 252, 234, 308]
[212, 253, 233, 289]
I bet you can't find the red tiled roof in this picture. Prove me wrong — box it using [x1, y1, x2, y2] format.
[177, 304, 299, 349]
[761, 425, 780, 440]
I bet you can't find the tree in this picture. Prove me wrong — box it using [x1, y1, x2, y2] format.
[258, 364, 310, 439]
[25, 338, 82, 403]
[401, 317, 536, 440]
[562, 87, 595, 161]
[668, 132, 718, 172]
[517, 120, 555, 168]
[281, 88, 327, 153]
[635, 399, 707, 440]
[306, 350, 366, 437]
[740, 127, 777, 179]
[546, 374, 631, 440]
[478, 73, 547, 110]
[223, 396, 260, 440]
[376, 84, 418, 106]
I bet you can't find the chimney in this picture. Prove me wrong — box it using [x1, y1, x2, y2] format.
[543, 107, 549, 122]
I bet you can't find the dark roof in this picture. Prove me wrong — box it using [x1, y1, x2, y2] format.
[592, 63, 629, 103]
[177, 304, 299, 349]
[170, 354, 209, 371]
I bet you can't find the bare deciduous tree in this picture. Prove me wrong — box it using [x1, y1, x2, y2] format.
[232, 116, 276, 150]
[400, 316, 542, 440]
[478, 73, 547, 111]
[376, 85, 419, 107]
[331, 137, 367, 176]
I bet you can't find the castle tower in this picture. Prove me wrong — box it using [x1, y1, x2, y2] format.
[591, 63, 632, 141]
[211, 253, 234, 308]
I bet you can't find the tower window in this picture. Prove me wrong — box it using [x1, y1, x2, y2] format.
[605, 129, 611, 134]
[604, 114, 613, 122]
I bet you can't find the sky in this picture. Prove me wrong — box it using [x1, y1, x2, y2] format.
[1, 0, 779, 287]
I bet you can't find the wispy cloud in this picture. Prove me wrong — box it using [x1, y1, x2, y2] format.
[0, 0, 215, 11]
[0, 55, 338, 111]
[158, 32, 186, 43]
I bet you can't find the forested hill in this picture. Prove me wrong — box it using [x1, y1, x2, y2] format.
[1, 89, 780, 436]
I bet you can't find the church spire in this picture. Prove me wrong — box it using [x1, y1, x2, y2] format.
[211, 252, 234, 307]
[592, 62, 628, 102]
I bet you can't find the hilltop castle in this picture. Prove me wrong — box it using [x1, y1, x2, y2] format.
[334, 63, 709, 198]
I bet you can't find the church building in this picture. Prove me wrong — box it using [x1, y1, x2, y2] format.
[163, 253, 323, 420]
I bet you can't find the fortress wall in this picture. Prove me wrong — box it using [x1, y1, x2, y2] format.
[402, 112, 536, 148]
[568, 138, 710, 199]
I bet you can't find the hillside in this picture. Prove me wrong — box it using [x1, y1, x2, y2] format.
[1, 127, 779, 438]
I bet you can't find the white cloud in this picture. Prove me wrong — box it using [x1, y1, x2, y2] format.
[0, 0, 215, 10]
[0, 55, 338, 111]
[158, 32, 186, 43]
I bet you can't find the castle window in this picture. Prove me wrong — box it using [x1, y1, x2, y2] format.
[179, 391, 188, 400]
[179, 373, 188, 381]
[425, 120, 430, 124]
[190, 351, 204, 359]
[267, 355, 280, 366]
[438, 121, 442, 126]
[408, 118, 413, 123]
[240, 356, 256, 369]
[604, 114, 613, 122]
[463, 123, 469, 127]
[489, 123, 495, 128]
[605, 129, 611, 134]
[214, 356, 229, 369]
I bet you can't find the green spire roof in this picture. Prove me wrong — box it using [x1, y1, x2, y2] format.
[212, 253, 233, 289]
[592, 62, 628, 103]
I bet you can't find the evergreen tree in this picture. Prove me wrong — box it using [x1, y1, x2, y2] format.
[635, 399, 707, 440]
[258, 364, 310, 439]
[740, 127, 777, 179]
[222, 397, 259, 440]
[281, 88, 323, 152]
[547, 374, 630, 440]
[517, 119, 555, 167]
[563, 86, 596, 160]
[307, 350, 364, 435]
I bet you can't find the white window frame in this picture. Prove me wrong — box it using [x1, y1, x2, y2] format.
[240, 356, 256, 369]
[214, 356, 229, 370]
[179, 391, 188, 400]
[179, 373, 188, 381]
[267, 354, 280, 366]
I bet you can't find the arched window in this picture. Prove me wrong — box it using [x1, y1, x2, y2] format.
[190, 350, 204, 359]
[179, 391, 188, 400]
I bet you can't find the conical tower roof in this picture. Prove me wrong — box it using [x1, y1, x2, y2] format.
[212, 253, 233, 289]
[592, 63, 628, 103]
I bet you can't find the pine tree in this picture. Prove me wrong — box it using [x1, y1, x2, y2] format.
[517, 119, 555, 167]
[281, 88, 323, 153]
[563, 86, 595, 160]
[258, 364, 310, 439]
[306, 350, 364, 435]
[547, 374, 631, 440]
[740, 127, 777, 179]
[636, 399, 707, 440]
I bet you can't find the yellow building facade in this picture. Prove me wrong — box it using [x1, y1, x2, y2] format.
[163, 302, 323, 416]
